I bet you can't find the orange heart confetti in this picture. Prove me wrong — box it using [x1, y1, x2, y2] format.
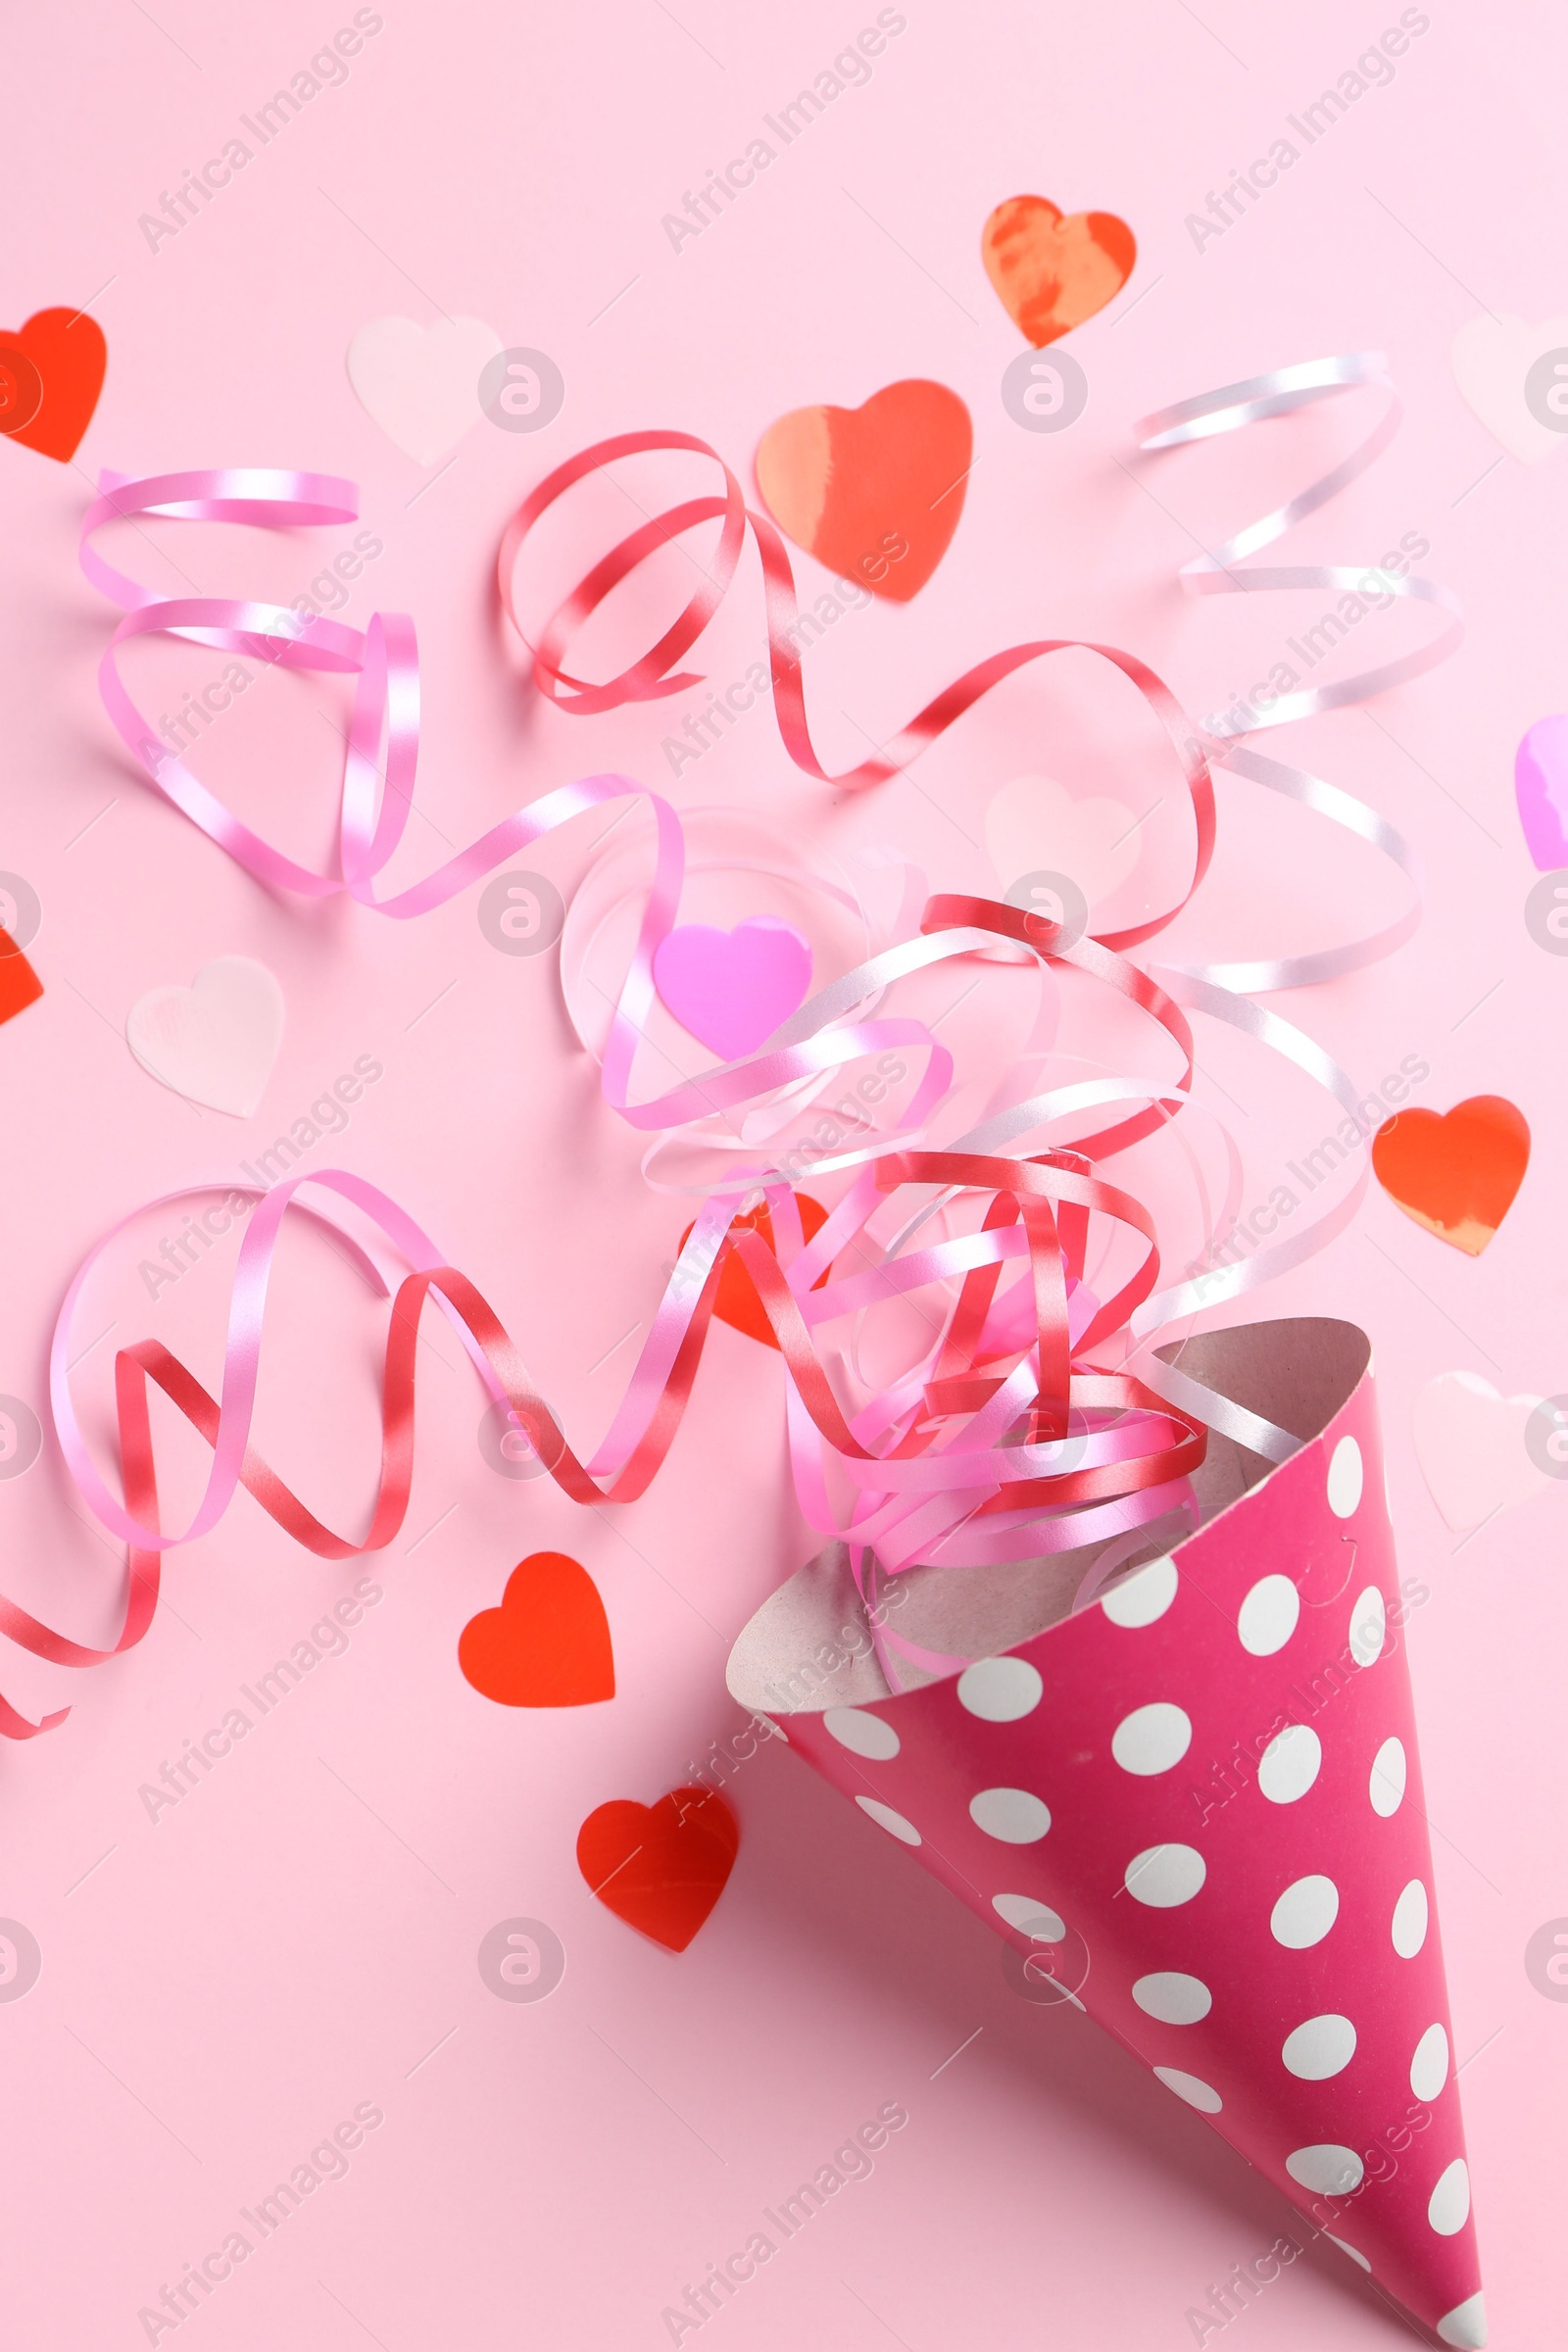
[981, 195, 1136, 346]
[458, 1552, 614, 1707]
[1371, 1096, 1530, 1255]
[754, 379, 972, 602]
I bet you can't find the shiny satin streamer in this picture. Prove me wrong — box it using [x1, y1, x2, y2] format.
[80, 362, 1440, 979]
[1135, 352, 1455, 990]
[24, 872, 1378, 1731]
[79, 466, 1213, 950]
[496, 370, 1446, 989]
[38, 362, 1451, 1712]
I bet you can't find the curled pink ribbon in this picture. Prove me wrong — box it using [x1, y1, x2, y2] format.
[27, 873, 1375, 1727]
[35, 359, 1456, 1714]
[82, 462, 1217, 952]
[81, 358, 1445, 994]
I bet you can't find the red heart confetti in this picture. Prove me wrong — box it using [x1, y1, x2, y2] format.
[1371, 1096, 1530, 1256]
[576, 1786, 739, 1951]
[0, 309, 107, 463]
[754, 379, 972, 602]
[678, 1193, 832, 1348]
[0, 933, 43, 1027]
[458, 1552, 614, 1707]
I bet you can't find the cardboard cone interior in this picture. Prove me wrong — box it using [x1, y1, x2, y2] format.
[727, 1320, 1486, 2348]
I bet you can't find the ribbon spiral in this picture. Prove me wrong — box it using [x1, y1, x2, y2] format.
[17, 354, 1457, 1722]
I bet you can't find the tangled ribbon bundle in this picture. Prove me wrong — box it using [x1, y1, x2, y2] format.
[8, 354, 1458, 1729]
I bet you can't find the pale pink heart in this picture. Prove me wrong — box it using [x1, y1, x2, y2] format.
[985, 775, 1141, 908]
[126, 956, 285, 1117]
[1450, 313, 1568, 465]
[345, 316, 503, 465]
[652, 917, 812, 1061]
[1412, 1370, 1551, 1533]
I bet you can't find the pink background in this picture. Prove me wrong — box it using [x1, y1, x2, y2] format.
[0, 0, 1563, 2345]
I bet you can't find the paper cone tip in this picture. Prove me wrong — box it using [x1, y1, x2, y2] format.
[1436, 2289, 1488, 2346]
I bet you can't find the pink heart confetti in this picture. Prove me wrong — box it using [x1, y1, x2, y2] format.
[1450, 311, 1568, 464]
[125, 956, 284, 1117]
[1412, 1370, 1552, 1533]
[345, 316, 502, 466]
[652, 917, 811, 1061]
[1514, 714, 1568, 870]
[985, 773, 1141, 906]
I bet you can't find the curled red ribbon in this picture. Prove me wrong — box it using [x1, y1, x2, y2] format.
[26, 883, 1219, 1735]
[497, 430, 1217, 953]
[38, 362, 1455, 1721]
[81, 455, 1217, 953]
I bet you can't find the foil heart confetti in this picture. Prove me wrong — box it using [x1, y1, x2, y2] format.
[754, 379, 972, 601]
[981, 194, 1137, 345]
[1371, 1097, 1529, 1255]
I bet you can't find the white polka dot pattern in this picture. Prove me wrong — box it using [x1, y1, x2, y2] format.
[1110, 1701, 1192, 1776]
[1153, 2066, 1222, 2113]
[1370, 1735, 1407, 1816]
[1257, 1723, 1322, 1804]
[1133, 1972, 1211, 2024]
[1124, 1843, 1205, 1907]
[762, 1376, 1482, 2335]
[1287, 2143, 1365, 2195]
[969, 1787, 1051, 1843]
[956, 1656, 1043, 1721]
[1270, 1874, 1340, 1949]
[1436, 2291, 1488, 2347]
[1428, 2159, 1471, 2236]
[855, 1795, 920, 1844]
[993, 1892, 1065, 1938]
[1282, 2013, 1357, 2081]
[1100, 1554, 1178, 1626]
[1237, 1573, 1300, 1656]
[1327, 1435, 1363, 1517]
[824, 1705, 900, 1759]
[1348, 1586, 1388, 1668]
[1411, 2024, 1449, 2102]
[1393, 1878, 1430, 1959]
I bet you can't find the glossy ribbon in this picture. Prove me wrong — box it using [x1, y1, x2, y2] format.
[1136, 353, 1452, 990]
[82, 462, 1215, 952]
[24, 872, 1371, 1728]
[37, 360, 1457, 1713]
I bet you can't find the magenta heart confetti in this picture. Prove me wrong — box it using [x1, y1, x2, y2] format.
[652, 916, 812, 1060]
[1514, 713, 1568, 870]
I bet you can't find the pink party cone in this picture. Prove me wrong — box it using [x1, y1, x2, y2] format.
[727, 1320, 1486, 2347]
